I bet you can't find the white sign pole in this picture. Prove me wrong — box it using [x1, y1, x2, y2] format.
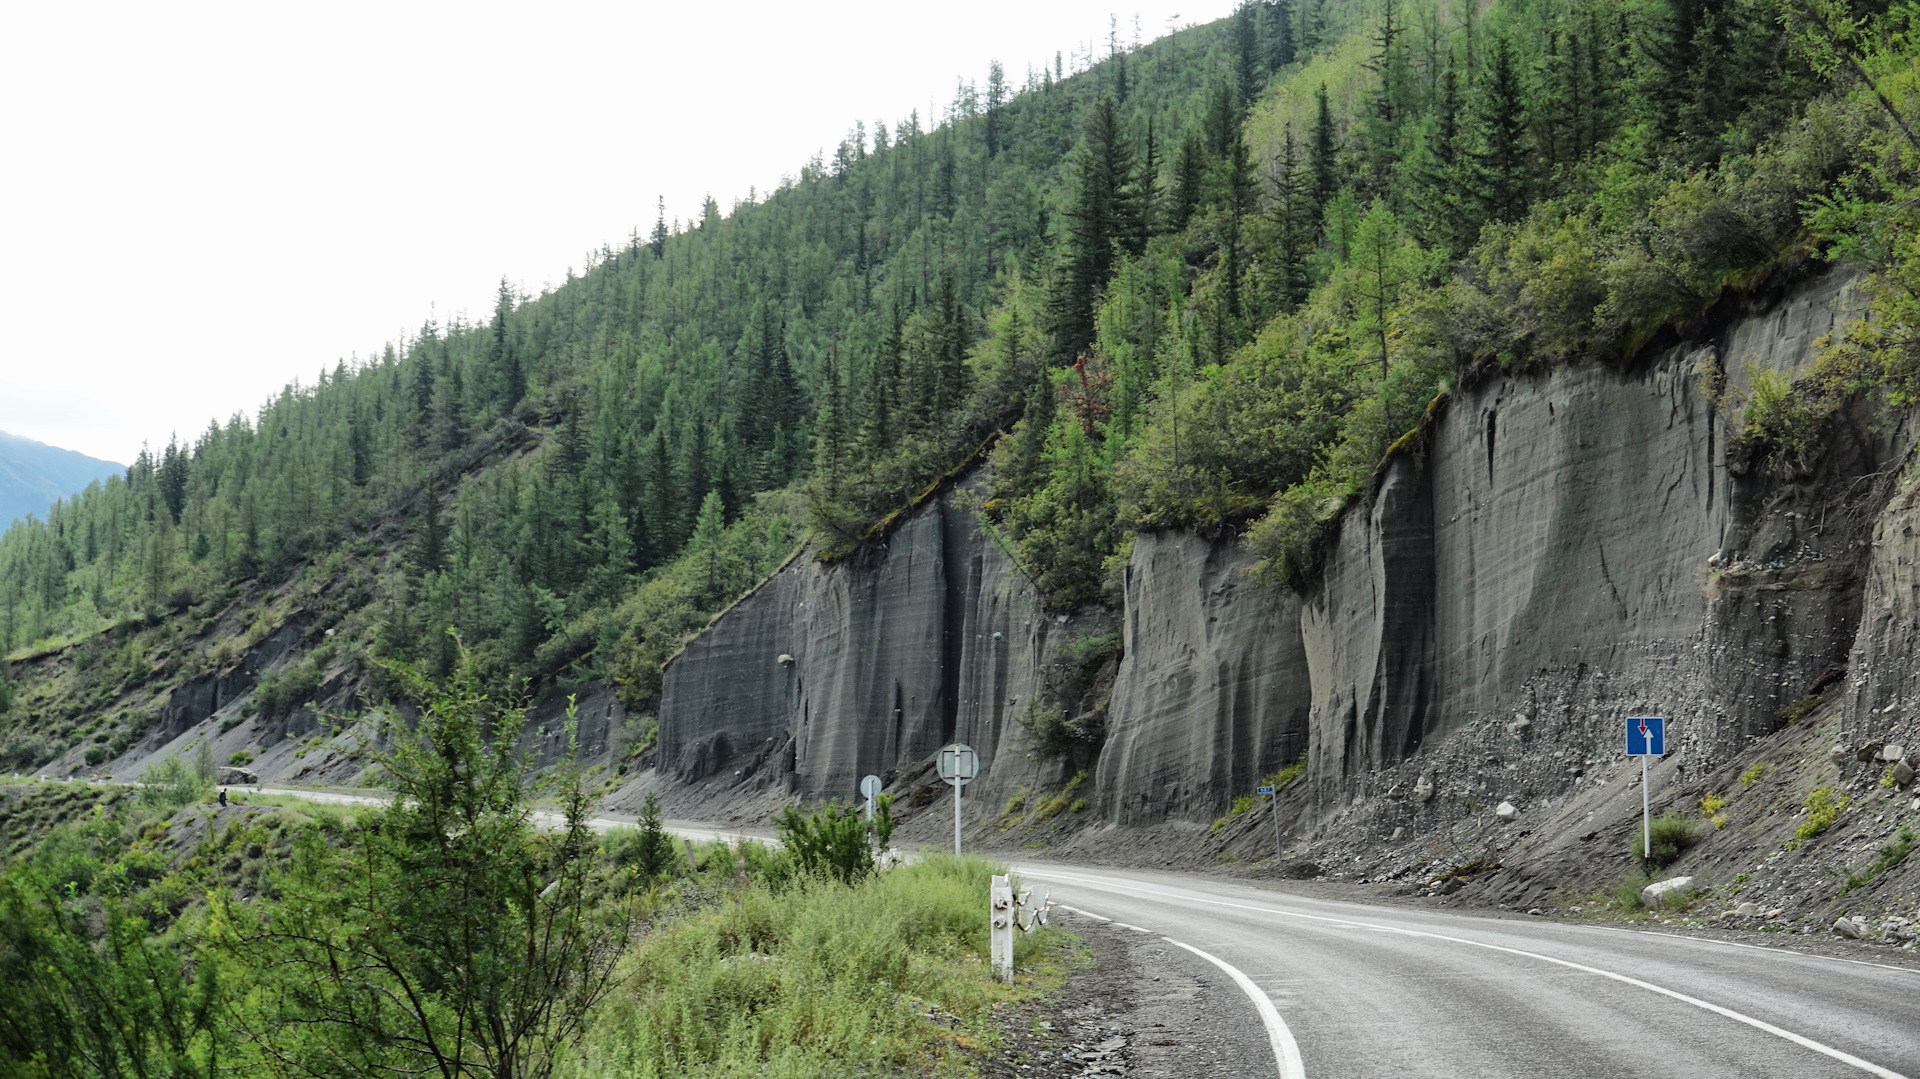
[1642, 752, 1651, 865]
[1272, 789, 1284, 861]
[936, 744, 977, 858]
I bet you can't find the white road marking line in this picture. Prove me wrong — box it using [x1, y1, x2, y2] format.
[1067, 901, 1306, 1079]
[1055, 903, 1111, 922]
[1165, 938, 1308, 1079]
[1023, 868, 1911, 1079]
[1585, 923, 1920, 977]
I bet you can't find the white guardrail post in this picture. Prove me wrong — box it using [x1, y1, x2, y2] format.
[989, 873, 1049, 983]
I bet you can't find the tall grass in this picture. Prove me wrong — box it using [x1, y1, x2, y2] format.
[563, 853, 1063, 1078]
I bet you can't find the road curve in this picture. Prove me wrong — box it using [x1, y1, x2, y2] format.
[239, 788, 1918, 1076]
[1013, 861, 1920, 1079]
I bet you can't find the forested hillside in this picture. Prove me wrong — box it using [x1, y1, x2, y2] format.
[4, 0, 1919, 777]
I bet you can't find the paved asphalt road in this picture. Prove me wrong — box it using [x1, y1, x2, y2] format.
[248, 786, 762, 845]
[1012, 861, 1920, 1079]
[241, 788, 1916, 1077]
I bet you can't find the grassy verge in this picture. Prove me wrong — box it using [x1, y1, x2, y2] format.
[565, 852, 1072, 1078]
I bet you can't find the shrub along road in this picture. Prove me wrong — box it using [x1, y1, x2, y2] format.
[1014, 862, 1920, 1079]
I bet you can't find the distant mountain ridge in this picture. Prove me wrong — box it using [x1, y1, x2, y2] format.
[0, 431, 122, 527]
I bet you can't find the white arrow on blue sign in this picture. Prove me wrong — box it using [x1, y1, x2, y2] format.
[1625, 716, 1666, 756]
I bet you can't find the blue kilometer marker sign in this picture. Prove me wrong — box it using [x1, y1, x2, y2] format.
[1257, 785, 1275, 795]
[1625, 716, 1666, 756]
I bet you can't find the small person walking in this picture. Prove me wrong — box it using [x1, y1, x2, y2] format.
[218, 788, 228, 807]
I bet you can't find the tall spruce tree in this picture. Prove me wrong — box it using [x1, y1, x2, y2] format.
[1051, 95, 1139, 361]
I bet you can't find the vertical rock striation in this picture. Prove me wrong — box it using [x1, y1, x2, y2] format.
[658, 480, 1069, 802]
[660, 267, 1906, 828]
[1096, 532, 1311, 824]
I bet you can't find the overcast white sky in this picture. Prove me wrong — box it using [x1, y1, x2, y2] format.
[0, 1, 1234, 466]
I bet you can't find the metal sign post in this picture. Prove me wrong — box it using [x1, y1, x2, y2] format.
[859, 774, 882, 821]
[936, 743, 978, 856]
[1258, 784, 1280, 862]
[1625, 717, 1666, 864]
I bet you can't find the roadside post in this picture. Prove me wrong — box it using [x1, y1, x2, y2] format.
[1625, 716, 1666, 864]
[859, 773, 882, 821]
[990, 874, 1013, 981]
[1259, 784, 1280, 862]
[988, 872, 1050, 983]
[936, 743, 978, 856]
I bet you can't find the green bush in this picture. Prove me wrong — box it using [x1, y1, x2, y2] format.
[137, 752, 211, 812]
[775, 802, 875, 883]
[1631, 811, 1699, 868]
[603, 791, 678, 884]
[1797, 787, 1848, 841]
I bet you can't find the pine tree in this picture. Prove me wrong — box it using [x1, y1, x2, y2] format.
[413, 488, 447, 576]
[642, 425, 679, 559]
[1342, 201, 1433, 378]
[1169, 129, 1207, 230]
[348, 413, 373, 487]
[861, 306, 903, 451]
[491, 280, 523, 412]
[1235, 2, 1262, 112]
[1136, 116, 1163, 242]
[1050, 95, 1138, 362]
[813, 347, 850, 497]
[685, 412, 710, 513]
[1364, 0, 1409, 130]
[688, 491, 727, 604]
[649, 197, 668, 258]
[1265, 127, 1314, 312]
[1310, 83, 1339, 209]
[433, 351, 467, 453]
[585, 495, 631, 605]
[985, 60, 1008, 157]
[1267, 0, 1297, 68]
[158, 437, 188, 524]
[1471, 33, 1531, 226]
[1219, 134, 1258, 320]
[1203, 78, 1239, 158]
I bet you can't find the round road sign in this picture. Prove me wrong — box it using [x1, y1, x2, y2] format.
[936, 743, 978, 787]
[859, 774, 882, 799]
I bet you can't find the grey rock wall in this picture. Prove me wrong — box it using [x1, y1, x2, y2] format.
[658, 480, 1069, 803]
[1097, 532, 1311, 824]
[660, 267, 1901, 828]
[1842, 460, 1920, 751]
[1303, 269, 1892, 807]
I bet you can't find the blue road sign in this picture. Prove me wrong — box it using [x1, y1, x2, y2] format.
[1625, 716, 1666, 756]
[1257, 785, 1276, 795]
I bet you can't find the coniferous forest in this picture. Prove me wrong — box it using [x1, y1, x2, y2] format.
[9, 0, 1920, 1069]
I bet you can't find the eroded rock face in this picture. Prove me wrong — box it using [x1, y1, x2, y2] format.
[1097, 532, 1310, 824]
[1303, 269, 1893, 808]
[1840, 461, 1920, 753]
[662, 267, 1900, 827]
[657, 480, 1069, 802]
